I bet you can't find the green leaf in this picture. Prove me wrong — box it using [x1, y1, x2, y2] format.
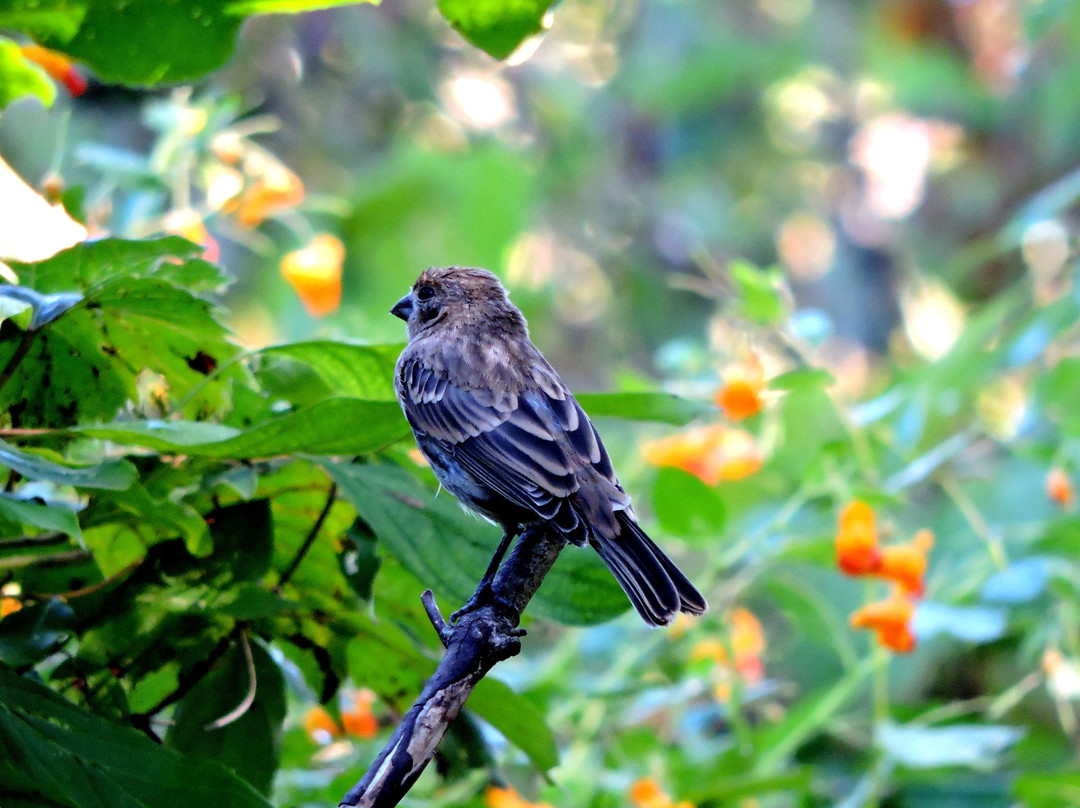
[0, 37, 56, 110]
[576, 391, 713, 426]
[730, 260, 787, 324]
[34, 0, 242, 86]
[437, 0, 556, 60]
[469, 677, 559, 772]
[1014, 771, 1080, 808]
[205, 500, 273, 583]
[258, 341, 401, 401]
[767, 368, 834, 391]
[2, 239, 236, 427]
[0, 439, 136, 490]
[651, 466, 726, 541]
[225, 0, 379, 13]
[327, 460, 630, 626]
[165, 640, 286, 795]
[82, 398, 409, 457]
[0, 494, 81, 541]
[0, 598, 73, 667]
[0, 1, 87, 41]
[0, 664, 273, 808]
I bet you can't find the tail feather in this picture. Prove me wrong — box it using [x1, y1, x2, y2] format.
[591, 512, 708, 627]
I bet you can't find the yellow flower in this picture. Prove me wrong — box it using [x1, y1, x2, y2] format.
[281, 234, 345, 317]
[642, 425, 762, 485]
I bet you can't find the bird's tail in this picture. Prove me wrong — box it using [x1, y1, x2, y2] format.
[591, 512, 707, 627]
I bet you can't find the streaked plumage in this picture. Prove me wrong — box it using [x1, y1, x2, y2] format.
[391, 266, 706, 627]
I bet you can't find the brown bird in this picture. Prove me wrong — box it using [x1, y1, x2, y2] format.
[391, 266, 707, 626]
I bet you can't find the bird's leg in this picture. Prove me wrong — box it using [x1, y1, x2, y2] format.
[451, 526, 519, 623]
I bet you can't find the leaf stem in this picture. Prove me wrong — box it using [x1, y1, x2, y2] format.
[277, 481, 337, 589]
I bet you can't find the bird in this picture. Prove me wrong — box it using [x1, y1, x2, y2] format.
[390, 266, 707, 627]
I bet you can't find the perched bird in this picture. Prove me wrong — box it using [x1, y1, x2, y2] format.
[391, 267, 707, 627]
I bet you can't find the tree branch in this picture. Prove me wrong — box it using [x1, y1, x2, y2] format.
[338, 526, 566, 808]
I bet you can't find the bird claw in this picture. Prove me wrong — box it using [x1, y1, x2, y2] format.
[451, 584, 518, 625]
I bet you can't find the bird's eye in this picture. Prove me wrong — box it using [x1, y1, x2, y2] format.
[416, 285, 436, 302]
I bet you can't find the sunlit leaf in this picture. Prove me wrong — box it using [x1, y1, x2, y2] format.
[327, 460, 630, 625]
[469, 677, 558, 772]
[576, 391, 713, 425]
[437, 0, 555, 60]
[82, 398, 408, 457]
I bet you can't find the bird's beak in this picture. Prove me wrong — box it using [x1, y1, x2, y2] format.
[391, 295, 414, 321]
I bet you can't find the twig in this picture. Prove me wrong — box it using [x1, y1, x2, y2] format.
[338, 527, 566, 808]
[277, 482, 337, 590]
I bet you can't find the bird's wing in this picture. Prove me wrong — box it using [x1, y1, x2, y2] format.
[398, 354, 620, 528]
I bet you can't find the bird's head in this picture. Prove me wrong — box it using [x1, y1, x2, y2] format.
[391, 266, 524, 340]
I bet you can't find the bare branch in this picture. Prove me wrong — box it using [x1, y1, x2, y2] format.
[338, 526, 566, 808]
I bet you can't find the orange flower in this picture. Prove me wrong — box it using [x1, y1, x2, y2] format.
[1, 597, 20, 619]
[20, 45, 87, 96]
[340, 689, 378, 739]
[1046, 468, 1076, 510]
[715, 357, 766, 420]
[163, 209, 220, 263]
[281, 234, 345, 317]
[235, 163, 304, 226]
[642, 425, 762, 485]
[302, 706, 340, 741]
[835, 501, 881, 576]
[690, 609, 765, 702]
[877, 529, 933, 595]
[483, 785, 554, 808]
[849, 589, 916, 653]
[629, 778, 694, 808]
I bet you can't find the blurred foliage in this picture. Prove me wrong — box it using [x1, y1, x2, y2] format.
[3, 0, 1080, 807]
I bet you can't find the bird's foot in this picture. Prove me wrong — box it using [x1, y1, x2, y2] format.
[451, 583, 520, 626]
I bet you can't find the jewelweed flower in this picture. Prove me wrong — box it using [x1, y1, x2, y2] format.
[642, 425, 762, 485]
[877, 529, 933, 596]
[849, 588, 916, 653]
[715, 357, 766, 421]
[1046, 468, 1076, 510]
[484, 785, 555, 808]
[281, 234, 345, 317]
[20, 45, 87, 96]
[835, 500, 881, 576]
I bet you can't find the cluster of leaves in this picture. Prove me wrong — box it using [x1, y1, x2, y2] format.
[0, 0, 554, 103]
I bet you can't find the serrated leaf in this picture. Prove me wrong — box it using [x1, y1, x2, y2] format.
[437, 0, 556, 60]
[2, 239, 237, 427]
[327, 460, 630, 626]
[0, 664, 273, 808]
[0, 438, 136, 490]
[469, 677, 558, 772]
[258, 341, 401, 401]
[82, 397, 409, 458]
[166, 640, 286, 795]
[34, 0, 242, 86]
[576, 391, 713, 426]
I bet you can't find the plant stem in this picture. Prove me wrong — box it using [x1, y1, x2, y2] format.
[277, 481, 337, 589]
